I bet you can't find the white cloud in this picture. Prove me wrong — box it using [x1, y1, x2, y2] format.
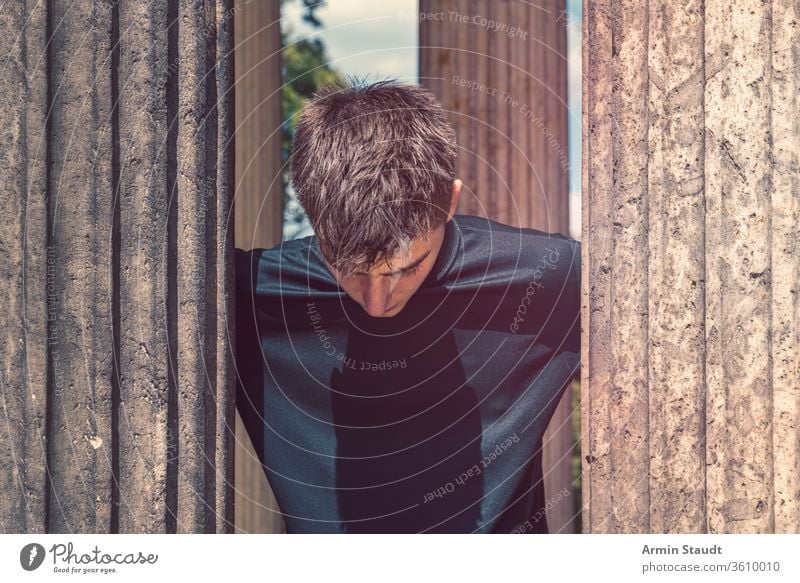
[282, 0, 418, 81]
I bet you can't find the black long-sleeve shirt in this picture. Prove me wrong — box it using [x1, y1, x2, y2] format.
[234, 213, 581, 533]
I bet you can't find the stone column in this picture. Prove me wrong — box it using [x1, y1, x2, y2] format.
[233, 0, 286, 534]
[583, 0, 799, 532]
[0, 0, 235, 533]
[419, 0, 576, 532]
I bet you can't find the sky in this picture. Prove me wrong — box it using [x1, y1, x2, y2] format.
[281, 0, 582, 240]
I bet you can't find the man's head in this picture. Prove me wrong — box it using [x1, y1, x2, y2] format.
[289, 77, 461, 317]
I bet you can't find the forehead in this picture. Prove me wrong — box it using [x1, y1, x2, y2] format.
[336, 223, 445, 277]
[357, 235, 432, 275]
[322, 221, 449, 277]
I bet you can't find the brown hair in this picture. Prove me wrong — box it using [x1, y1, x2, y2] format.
[289, 76, 458, 276]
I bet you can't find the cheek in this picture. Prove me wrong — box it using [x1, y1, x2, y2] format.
[397, 268, 431, 295]
[348, 282, 366, 300]
[335, 279, 360, 301]
[392, 278, 417, 295]
[378, 276, 417, 301]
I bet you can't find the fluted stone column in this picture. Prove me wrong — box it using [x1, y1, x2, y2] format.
[419, 0, 576, 532]
[233, 0, 286, 534]
[0, 0, 235, 533]
[583, 0, 799, 533]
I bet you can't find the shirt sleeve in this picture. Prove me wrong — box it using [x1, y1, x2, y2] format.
[534, 236, 581, 360]
[565, 239, 581, 361]
[233, 248, 266, 462]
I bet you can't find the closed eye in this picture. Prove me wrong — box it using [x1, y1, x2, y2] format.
[402, 263, 422, 276]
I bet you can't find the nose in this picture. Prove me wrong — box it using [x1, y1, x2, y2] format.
[360, 276, 394, 316]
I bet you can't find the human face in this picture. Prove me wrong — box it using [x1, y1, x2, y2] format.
[321, 178, 462, 318]
[322, 223, 447, 318]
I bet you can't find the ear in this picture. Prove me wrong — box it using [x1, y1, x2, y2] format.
[447, 179, 462, 221]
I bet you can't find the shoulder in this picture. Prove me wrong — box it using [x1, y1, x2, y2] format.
[235, 234, 314, 267]
[453, 213, 576, 245]
[452, 213, 579, 278]
[234, 234, 338, 296]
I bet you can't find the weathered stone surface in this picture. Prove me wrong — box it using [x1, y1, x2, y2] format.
[0, 0, 235, 534]
[0, 0, 49, 535]
[584, 0, 799, 533]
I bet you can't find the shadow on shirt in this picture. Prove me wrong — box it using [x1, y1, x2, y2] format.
[329, 302, 484, 533]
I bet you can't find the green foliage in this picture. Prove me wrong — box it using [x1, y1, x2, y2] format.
[281, 38, 343, 156]
[571, 378, 582, 532]
[278, 0, 344, 237]
[279, 0, 344, 160]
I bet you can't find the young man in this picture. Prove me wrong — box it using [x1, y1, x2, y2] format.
[235, 78, 581, 533]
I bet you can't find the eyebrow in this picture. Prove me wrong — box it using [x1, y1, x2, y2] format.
[353, 248, 432, 276]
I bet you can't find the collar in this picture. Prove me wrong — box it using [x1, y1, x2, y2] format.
[419, 214, 461, 288]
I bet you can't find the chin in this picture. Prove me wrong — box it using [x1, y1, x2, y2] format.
[366, 302, 405, 318]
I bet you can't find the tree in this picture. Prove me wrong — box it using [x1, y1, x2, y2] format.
[279, 0, 344, 239]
